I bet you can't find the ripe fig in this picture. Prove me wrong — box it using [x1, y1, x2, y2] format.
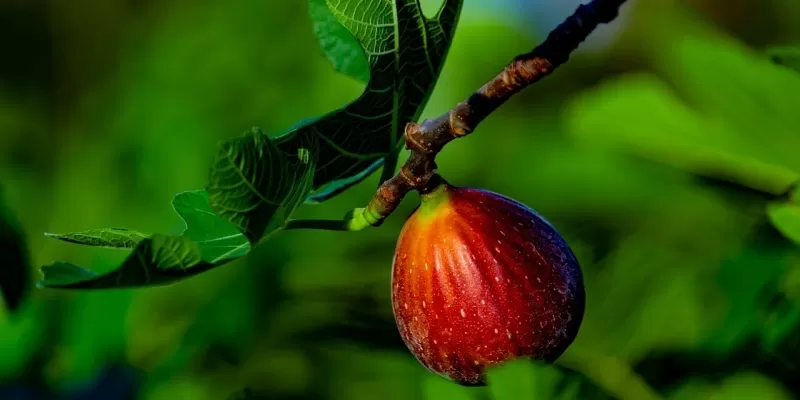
[391, 182, 585, 386]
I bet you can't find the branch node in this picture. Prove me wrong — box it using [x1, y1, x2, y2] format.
[404, 122, 431, 153]
[449, 107, 472, 137]
[400, 163, 436, 188]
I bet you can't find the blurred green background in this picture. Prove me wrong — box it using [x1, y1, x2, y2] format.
[1, 0, 800, 399]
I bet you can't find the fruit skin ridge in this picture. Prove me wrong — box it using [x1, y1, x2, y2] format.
[391, 183, 585, 386]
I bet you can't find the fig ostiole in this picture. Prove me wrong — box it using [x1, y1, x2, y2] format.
[391, 182, 585, 386]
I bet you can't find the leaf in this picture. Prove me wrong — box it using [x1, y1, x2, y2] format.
[714, 372, 795, 400]
[39, 191, 250, 289]
[767, 203, 800, 246]
[304, 158, 384, 204]
[38, 235, 218, 289]
[0, 189, 30, 312]
[286, 0, 463, 204]
[705, 221, 799, 354]
[767, 184, 800, 245]
[309, 0, 370, 83]
[38, 262, 100, 287]
[44, 228, 147, 249]
[564, 23, 800, 196]
[173, 189, 250, 261]
[207, 127, 316, 242]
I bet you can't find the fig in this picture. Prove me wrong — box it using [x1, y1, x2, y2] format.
[391, 182, 585, 386]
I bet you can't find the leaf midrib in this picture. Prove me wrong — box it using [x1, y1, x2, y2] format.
[390, 0, 402, 159]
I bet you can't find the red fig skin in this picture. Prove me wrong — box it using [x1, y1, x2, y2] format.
[391, 183, 585, 386]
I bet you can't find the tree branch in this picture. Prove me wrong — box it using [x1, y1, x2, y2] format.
[294, 0, 628, 232]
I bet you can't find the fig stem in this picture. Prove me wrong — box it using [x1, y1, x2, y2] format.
[333, 0, 628, 230]
[417, 180, 451, 219]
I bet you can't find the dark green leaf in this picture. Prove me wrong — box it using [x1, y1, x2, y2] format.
[39, 190, 250, 289]
[288, 0, 463, 205]
[705, 222, 800, 355]
[38, 235, 220, 289]
[207, 127, 316, 242]
[44, 228, 147, 249]
[309, 0, 370, 83]
[761, 266, 800, 353]
[0, 189, 30, 312]
[304, 158, 384, 204]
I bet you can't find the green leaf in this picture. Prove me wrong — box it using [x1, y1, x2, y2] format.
[44, 227, 147, 249]
[207, 127, 316, 242]
[37, 262, 100, 287]
[761, 261, 800, 354]
[767, 184, 800, 245]
[564, 23, 800, 196]
[767, 203, 800, 245]
[38, 235, 219, 289]
[704, 221, 800, 355]
[0, 188, 30, 312]
[173, 189, 250, 261]
[304, 158, 384, 204]
[287, 0, 463, 205]
[39, 190, 250, 289]
[309, 0, 370, 83]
